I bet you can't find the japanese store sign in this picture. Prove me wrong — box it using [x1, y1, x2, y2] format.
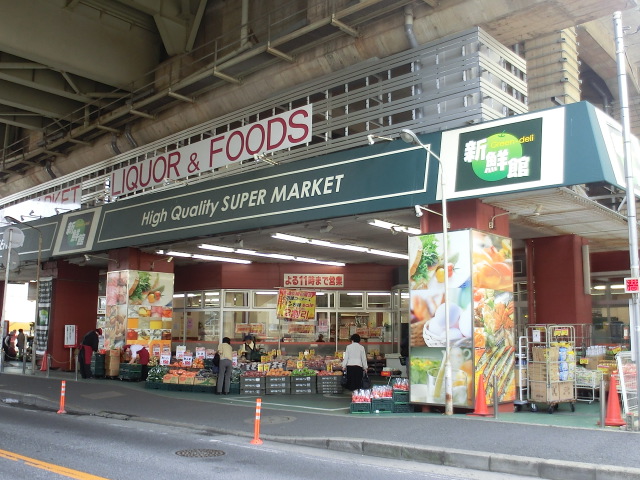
[276, 288, 317, 320]
[440, 108, 565, 200]
[110, 106, 312, 197]
[283, 273, 344, 288]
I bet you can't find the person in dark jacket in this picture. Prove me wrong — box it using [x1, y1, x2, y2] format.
[78, 328, 102, 378]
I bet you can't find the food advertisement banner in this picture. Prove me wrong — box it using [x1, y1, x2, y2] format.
[408, 230, 515, 408]
[35, 276, 53, 355]
[276, 288, 316, 320]
[104, 270, 174, 351]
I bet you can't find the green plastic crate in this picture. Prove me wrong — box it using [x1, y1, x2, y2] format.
[350, 402, 371, 414]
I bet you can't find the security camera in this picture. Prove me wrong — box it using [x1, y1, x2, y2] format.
[414, 205, 423, 217]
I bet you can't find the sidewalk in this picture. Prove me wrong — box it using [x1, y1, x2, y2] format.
[1, 365, 639, 480]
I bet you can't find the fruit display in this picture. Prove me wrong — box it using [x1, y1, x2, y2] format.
[392, 378, 409, 390]
[291, 367, 317, 376]
[351, 389, 372, 403]
[241, 370, 266, 377]
[266, 368, 291, 376]
[370, 385, 393, 399]
[316, 370, 342, 376]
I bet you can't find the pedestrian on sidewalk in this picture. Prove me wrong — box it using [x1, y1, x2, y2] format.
[216, 337, 233, 395]
[3, 330, 16, 361]
[78, 328, 102, 378]
[16, 329, 25, 361]
[342, 333, 368, 391]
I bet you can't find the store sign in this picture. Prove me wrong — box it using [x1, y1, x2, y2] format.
[52, 208, 101, 255]
[276, 288, 317, 320]
[96, 145, 428, 249]
[64, 325, 77, 348]
[110, 106, 313, 197]
[283, 273, 344, 288]
[625, 277, 640, 293]
[440, 108, 565, 200]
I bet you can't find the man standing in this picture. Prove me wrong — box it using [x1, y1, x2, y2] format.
[16, 329, 25, 361]
[78, 328, 102, 379]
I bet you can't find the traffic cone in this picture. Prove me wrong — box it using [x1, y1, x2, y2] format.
[468, 375, 491, 416]
[604, 375, 626, 427]
[39, 351, 48, 372]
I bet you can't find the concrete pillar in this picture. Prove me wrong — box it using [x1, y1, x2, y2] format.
[525, 235, 592, 329]
[525, 28, 580, 111]
[418, 198, 510, 237]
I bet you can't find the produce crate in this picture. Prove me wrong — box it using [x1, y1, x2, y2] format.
[350, 402, 372, 414]
[392, 390, 409, 403]
[317, 386, 343, 394]
[392, 402, 413, 413]
[240, 388, 265, 395]
[316, 375, 342, 387]
[291, 385, 317, 394]
[265, 376, 290, 389]
[144, 381, 162, 390]
[371, 398, 394, 413]
[240, 376, 266, 388]
[291, 376, 316, 388]
[229, 382, 240, 394]
[266, 386, 291, 395]
[118, 363, 142, 381]
[91, 353, 105, 366]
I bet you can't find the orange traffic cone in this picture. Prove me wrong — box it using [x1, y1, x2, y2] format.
[604, 375, 626, 427]
[468, 375, 491, 416]
[39, 352, 48, 372]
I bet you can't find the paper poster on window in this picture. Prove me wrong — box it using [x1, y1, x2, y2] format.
[276, 288, 316, 320]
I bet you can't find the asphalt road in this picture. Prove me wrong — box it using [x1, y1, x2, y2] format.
[0, 402, 539, 480]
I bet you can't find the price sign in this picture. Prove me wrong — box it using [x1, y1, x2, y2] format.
[624, 278, 640, 293]
[176, 345, 186, 359]
[579, 358, 588, 364]
[182, 355, 193, 367]
[160, 354, 171, 365]
[195, 347, 206, 359]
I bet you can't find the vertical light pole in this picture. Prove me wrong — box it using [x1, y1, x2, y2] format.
[0, 227, 14, 374]
[400, 128, 453, 416]
[5, 216, 42, 375]
[613, 12, 640, 419]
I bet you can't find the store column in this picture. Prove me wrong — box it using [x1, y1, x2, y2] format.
[525, 235, 592, 328]
[418, 198, 510, 237]
[101, 248, 175, 358]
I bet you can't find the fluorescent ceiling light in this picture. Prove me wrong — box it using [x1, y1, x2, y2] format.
[367, 248, 409, 259]
[272, 233, 404, 259]
[192, 253, 252, 264]
[368, 219, 421, 235]
[611, 285, 625, 290]
[199, 244, 234, 253]
[256, 291, 278, 295]
[593, 285, 606, 290]
[198, 243, 345, 267]
[369, 292, 391, 296]
[165, 251, 193, 258]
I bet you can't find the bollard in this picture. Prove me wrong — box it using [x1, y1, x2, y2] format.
[250, 398, 263, 445]
[57, 380, 67, 414]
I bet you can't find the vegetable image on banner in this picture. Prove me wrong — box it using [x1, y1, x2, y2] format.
[276, 289, 316, 320]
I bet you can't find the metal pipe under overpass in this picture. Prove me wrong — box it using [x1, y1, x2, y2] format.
[614, 11, 640, 429]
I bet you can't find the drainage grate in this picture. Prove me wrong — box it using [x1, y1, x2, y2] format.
[175, 449, 225, 458]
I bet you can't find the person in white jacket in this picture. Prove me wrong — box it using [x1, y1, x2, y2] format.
[342, 333, 368, 390]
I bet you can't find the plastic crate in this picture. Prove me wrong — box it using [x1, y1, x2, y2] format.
[291, 386, 316, 394]
[392, 390, 409, 403]
[265, 376, 290, 388]
[266, 387, 291, 395]
[144, 382, 162, 389]
[229, 383, 240, 394]
[350, 402, 372, 414]
[317, 375, 342, 386]
[371, 398, 394, 413]
[317, 387, 343, 394]
[392, 402, 413, 413]
[291, 376, 316, 386]
[240, 376, 266, 387]
[240, 388, 265, 395]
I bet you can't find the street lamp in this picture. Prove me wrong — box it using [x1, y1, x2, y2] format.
[400, 128, 454, 416]
[5, 216, 42, 375]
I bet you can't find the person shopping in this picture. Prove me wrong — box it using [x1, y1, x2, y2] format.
[78, 328, 102, 379]
[342, 333, 368, 391]
[216, 337, 234, 395]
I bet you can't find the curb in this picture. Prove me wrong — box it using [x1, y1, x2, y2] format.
[3, 390, 640, 480]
